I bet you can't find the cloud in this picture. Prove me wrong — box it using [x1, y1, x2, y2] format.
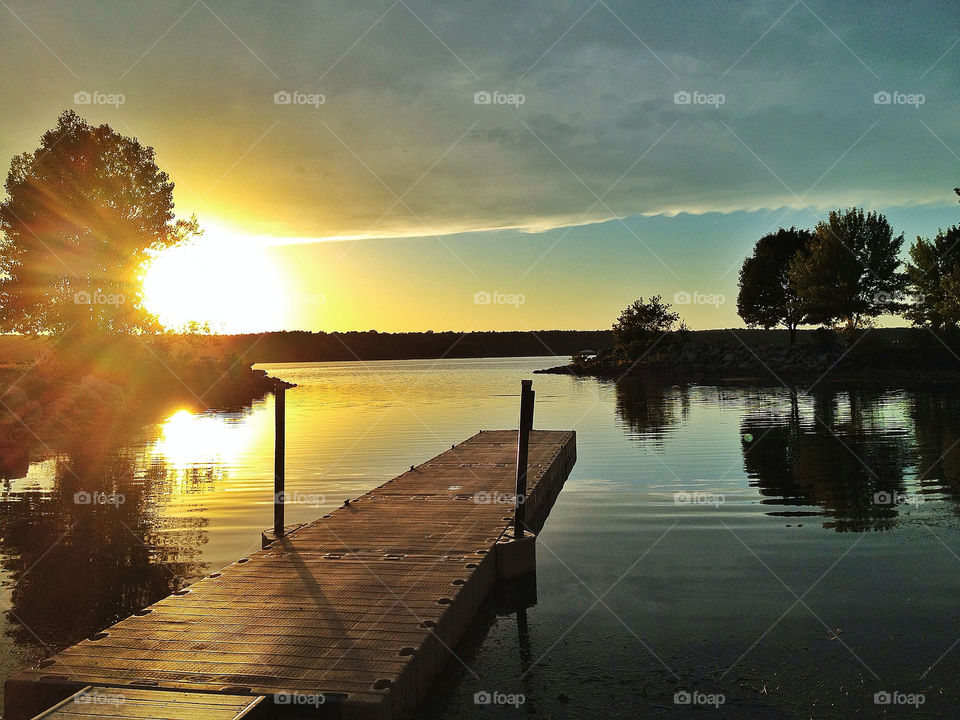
[1, 0, 957, 243]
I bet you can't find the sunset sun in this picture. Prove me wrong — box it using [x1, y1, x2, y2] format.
[142, 225, 288, 333]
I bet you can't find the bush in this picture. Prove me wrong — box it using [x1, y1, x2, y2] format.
[612, 295, 681, 358]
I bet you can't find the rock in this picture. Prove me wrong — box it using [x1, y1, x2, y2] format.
[43, 383, 86, 419]
[0, 386, 29, 410]
[81, 375, 126, 405]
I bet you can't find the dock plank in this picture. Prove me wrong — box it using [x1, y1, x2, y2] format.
[29, 687, 264, 720]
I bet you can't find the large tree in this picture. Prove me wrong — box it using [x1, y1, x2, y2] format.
[904, 226, 960, 329]
[787, 208, 904, 329]
[0, 111, 196, 338]
[737, 227, 813, 344]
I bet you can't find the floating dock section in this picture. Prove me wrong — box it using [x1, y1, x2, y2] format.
[8, 429, 576, 719]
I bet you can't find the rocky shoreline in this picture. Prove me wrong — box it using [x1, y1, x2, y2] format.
[536, 339, 960, 387]
[0, 361, 292, 478]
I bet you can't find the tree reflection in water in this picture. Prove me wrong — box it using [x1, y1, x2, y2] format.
[614, 377, 690, 448]
[0, 408, 234, 664]
[910, 392, 960, 508]
[612, 379, 953, 533]
[740, 388, 915, 531]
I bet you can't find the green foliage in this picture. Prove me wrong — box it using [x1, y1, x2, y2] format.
[737, 227, 813, 342]
[612, 295, 680, 356]
[904, 226, 960, 329]
[787, 208, 905, 328]
[0, 110, 198, 337]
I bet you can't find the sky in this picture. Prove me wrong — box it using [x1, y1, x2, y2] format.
[1, 0, 958, 332]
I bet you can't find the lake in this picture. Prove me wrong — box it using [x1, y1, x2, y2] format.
[1, 357, 958, 717]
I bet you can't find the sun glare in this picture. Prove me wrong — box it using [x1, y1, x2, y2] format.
[142, 225, 288, 333]
[153, 408, 256, 472]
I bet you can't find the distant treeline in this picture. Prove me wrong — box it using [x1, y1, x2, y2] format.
[204, 330, 614, 363]
[1, 328, 936, 367]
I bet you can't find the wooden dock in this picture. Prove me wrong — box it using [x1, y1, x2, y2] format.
[7, 429, 576, 720]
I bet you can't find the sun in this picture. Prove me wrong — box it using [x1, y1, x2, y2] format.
[142, 224, 288, 333]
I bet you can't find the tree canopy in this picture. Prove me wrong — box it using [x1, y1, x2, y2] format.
[787, 209, 904, 329]
[904, 225, 960, 330]
[737, 227, 813, 343]
[0, 111, 197, 338]
[612, 295, 680, 355]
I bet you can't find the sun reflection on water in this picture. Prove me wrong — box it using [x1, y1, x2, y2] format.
[152, 409, 257, 476]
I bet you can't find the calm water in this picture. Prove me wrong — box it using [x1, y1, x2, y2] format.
[2, 357, 960, 717]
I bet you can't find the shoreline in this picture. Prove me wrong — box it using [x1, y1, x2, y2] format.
[0, 360, 291, 477]
[535, 363, 960, 388]
[535, 338, 960, 389]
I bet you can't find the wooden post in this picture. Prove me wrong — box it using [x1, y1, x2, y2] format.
[514, 380, 534, 539]
[274, 386, 285, 538]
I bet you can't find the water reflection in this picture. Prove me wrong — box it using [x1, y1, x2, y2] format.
[610, 381, 960, 532]
[0, 449, 206, 658]
[6, 359, 960, 720]
[614, 378, 690, 446]
[738, 389, 914, 531]
[911, 393, 960, 502]
[0, 404, 265, 664]
[152, 408, 258, 490]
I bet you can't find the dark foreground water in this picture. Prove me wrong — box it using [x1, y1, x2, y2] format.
[1, 357, 959, 717]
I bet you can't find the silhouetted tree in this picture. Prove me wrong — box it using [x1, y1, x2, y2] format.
[0, 111, 197, 339]
[737, 227, 814, 344]
[787, 208, 904, 329]
[612, 295, 680, 356]
[904, 225, 960, 330]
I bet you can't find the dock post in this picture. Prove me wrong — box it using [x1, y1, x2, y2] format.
[274, 385, 286, 538]
[514, 380, 534, 539]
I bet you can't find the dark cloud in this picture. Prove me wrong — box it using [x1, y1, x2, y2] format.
[0, 0, 957, 240]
